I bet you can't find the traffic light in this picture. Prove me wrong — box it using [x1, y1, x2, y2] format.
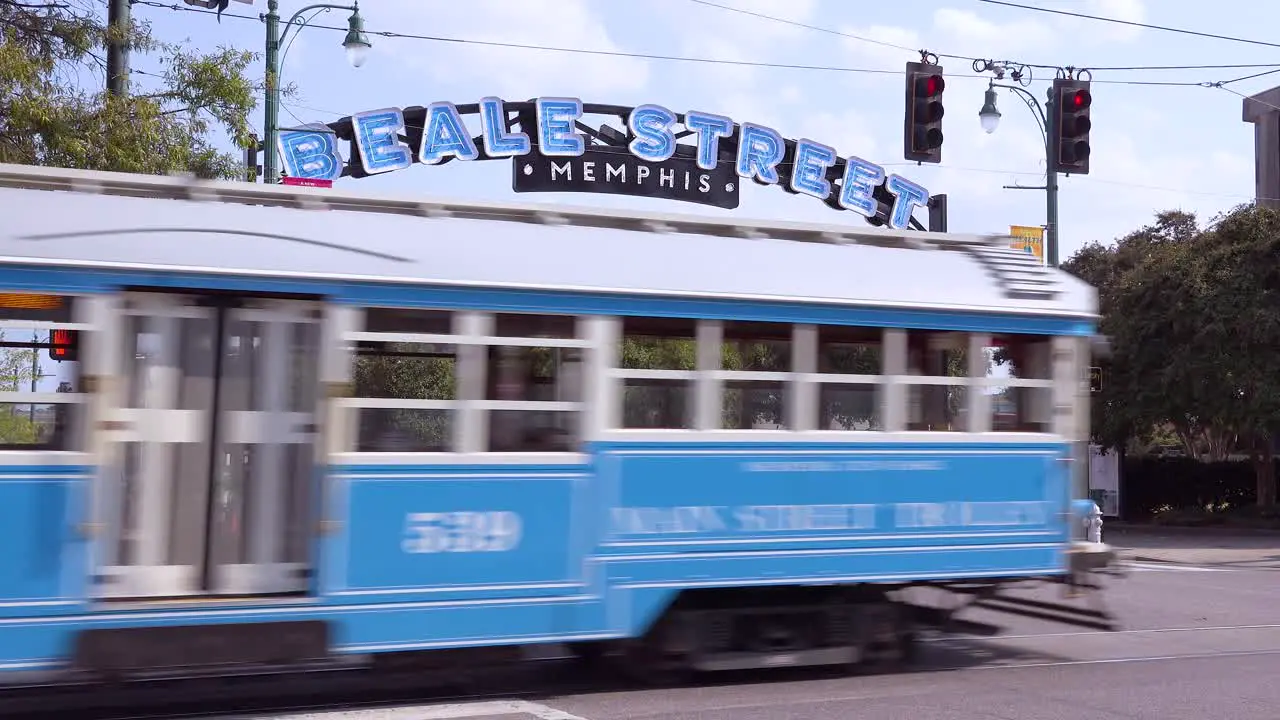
[48, 329, 78, 362]
[904, 61, 945, 164]
[1052, 78, 1092, 175]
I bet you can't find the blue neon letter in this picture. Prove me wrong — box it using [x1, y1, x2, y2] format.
[535, 97, 585, 157]
[735, 123, 785, 184]
[790, 139, 837, 199]
[419, 102, 479, 165]
[837, 156, 886, 218]
[278, 125, 343, 181]
[479, 96, 530, 157]
[684, 110, 733, 170]
[628, 104, 677, 162]
[351, 108, 412, 175]
[886, 174, 931, 230]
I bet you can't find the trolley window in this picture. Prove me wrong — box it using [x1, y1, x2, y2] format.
[983, 333, 1055, 433]
[0, 293, 84, 451]
[350, 308, 459, 453]
[815, 324, 883, 431]
[617, 316, 696, 430]
[345, 308, 587, 453]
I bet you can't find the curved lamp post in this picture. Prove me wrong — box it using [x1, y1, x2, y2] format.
[977, 80, 1059, 267]
[263, 0, 371, 184]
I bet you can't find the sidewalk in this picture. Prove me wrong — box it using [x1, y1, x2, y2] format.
[1104, 524, 1280, 569]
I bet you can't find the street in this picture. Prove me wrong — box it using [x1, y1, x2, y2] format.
[254, 531, 1280, 720]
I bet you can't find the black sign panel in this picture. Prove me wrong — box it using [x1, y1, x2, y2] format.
[511, 150, 739, 210]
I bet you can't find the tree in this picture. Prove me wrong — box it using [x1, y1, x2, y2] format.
[1063, 211, 1210, 454]
[1066, 205, 1280, 507]
[1, 0, 265, 179]
[0, 330, 44, 445]
[1192, 204, 1280, 506]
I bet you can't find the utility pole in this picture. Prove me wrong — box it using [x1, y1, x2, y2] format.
[984, 84, 1058, 266]
[260, 1, 370, 184]
[976, 63, 1091, 269]
[263, 0, 281, 183]
[1044, 91, 1059, 267]
[106, 0, 131, 96]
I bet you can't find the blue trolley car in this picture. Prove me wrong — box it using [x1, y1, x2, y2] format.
[0, 163, 1113, 683]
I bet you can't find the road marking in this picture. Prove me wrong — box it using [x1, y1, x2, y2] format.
[255, 700, 589, 720]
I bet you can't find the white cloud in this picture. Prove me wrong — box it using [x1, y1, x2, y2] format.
[839, 25, 921, 74]
[929, 8, 1056, 60]
[667, 0, 820, 108]
[380, 0, 649, 100]
[297, 0, 1233, 259]
[796, 110, 880, 160]
[1084, 0, 1146, 43]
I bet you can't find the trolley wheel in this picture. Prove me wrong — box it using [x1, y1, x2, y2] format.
[847, 602, 917, 675]
[564, 640, 608, 664]
[616, 612, 696, 687]
[618, 637, 694, 687]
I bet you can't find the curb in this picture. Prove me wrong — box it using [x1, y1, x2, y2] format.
[1105, 523, 1280, 537]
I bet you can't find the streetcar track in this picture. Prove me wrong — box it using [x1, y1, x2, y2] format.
[920, 621, 1280, 642]
[7, 621, 1280, 718]
[960, 647, 1280, 671]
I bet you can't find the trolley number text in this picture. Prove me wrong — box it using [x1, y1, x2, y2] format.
[402, 511, 524, 554]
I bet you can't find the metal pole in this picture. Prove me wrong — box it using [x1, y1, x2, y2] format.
[1044, 88, 1059, 267]
[927, 194, 948, 232]
[263, 0, 282, 184]
[106, 0, 131, 95]
[29, 331, 37, 424]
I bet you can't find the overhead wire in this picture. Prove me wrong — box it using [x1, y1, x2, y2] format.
[131, 0, 1278, 90]
[143, 0, 1269, 207]
[974, 0, 1280, 51]
[279, 100, 1257, 205]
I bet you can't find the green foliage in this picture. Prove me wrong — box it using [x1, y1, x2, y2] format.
[352, 344, 455, 449]
[1066, 205, 1280, 505]
[0, 330, 43, 445]
[1, 0, 266, 179]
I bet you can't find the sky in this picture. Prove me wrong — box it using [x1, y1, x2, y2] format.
[126, 0, 1279, 263]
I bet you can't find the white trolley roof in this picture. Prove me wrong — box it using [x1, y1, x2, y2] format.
[0, 163, 1096, 319]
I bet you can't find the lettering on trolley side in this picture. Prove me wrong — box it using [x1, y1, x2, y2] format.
[402, 511, 523, 554]
[611, 504, 878, 535]
[894, 501, 1050, 528]
[610, 501, 1053, 536]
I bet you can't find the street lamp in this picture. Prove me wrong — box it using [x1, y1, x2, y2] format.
[263, 0, 372, 184]
[978, 86, 1001, 134]
[342, 9, 372, 68]
[974, 77, 1059, 268]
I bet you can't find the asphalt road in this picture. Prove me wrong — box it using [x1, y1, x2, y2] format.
[257, 558, 1280, 720]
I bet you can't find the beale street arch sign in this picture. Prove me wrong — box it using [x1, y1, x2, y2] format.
[277, 97, 932, 231]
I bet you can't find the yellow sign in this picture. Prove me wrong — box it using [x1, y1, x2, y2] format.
[1009, 225, 1045, 264]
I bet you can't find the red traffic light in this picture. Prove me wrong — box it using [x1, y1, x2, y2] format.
[1068, 89, 1091, 109]
[915, 74, 945, 98]
[904, 60, 945, 165]
[49, 328, 77, 361]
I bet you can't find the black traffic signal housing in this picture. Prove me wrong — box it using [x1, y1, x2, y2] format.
[904, 61, 945, 163]
[1052, 78, 1092, 175]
